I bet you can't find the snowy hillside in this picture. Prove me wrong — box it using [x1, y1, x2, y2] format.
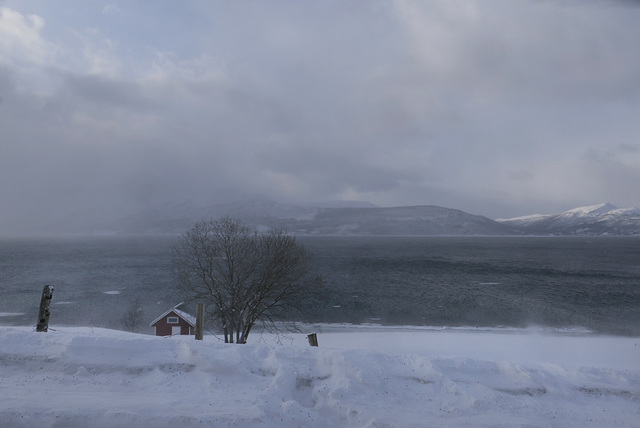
[497, 203, 640, 235]
[1, 326, 639, 427]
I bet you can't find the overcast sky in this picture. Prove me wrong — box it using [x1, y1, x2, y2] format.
[1, 0, 639, 233]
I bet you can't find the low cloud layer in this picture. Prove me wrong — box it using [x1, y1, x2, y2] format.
[1, 1, 639, 233]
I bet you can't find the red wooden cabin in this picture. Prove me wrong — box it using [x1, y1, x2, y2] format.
[150, 303, 196, 336]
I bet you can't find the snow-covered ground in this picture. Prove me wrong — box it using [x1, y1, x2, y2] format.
[0, 326, 638, 427]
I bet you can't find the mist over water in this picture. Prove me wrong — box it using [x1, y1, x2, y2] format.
[1, 236, 638, 336]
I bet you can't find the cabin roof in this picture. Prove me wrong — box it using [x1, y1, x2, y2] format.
[150, 303, 196, 327]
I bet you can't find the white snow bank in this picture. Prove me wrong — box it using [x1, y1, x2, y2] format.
[0, 326, 638, 428]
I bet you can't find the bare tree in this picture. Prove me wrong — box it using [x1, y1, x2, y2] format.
[173, 217, 320, 344]
[121, 296, 144, 332]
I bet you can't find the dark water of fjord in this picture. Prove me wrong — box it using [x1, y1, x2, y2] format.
[1, 236, 638, 335]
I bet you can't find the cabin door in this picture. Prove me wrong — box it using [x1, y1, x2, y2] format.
[171, 326, 181, 335]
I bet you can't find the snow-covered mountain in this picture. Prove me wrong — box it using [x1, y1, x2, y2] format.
[106, 200, 640, 236]
[6, 198, 638, 236]
[497, 203, 640, 235]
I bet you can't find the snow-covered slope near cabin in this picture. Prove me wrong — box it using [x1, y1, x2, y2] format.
[1, 326, 639, 427]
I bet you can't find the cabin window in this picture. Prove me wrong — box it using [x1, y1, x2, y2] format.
[167, 316, 179, 324]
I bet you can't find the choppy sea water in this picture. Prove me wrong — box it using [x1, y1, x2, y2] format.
[1, 236, 638, 335]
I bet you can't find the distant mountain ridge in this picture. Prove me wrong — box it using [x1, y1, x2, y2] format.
[110, 200, 640, 236]
[281, 205, 514, 236]
[497, 203, 640, 236]
[4, 198, 639, 236]
[113, 200, 516, 236]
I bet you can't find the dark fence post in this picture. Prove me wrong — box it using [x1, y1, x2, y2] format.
[195, 303, 204, 340]
[36, 285, 54, 332]
[307, 333, 318, 347]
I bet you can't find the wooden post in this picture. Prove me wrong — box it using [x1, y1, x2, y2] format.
[307, 333, 318, 347]
[195, 303, 204, 340]
[36, 285, 54, 332]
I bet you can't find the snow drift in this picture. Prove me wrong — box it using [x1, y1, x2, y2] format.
[0, 326, 638, 427]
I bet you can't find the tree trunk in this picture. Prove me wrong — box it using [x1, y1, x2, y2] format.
[239, 322, 254, 344]
[240, 323, 252, 344]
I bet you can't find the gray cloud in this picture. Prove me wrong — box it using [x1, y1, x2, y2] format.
[1, 0, 640, 233]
